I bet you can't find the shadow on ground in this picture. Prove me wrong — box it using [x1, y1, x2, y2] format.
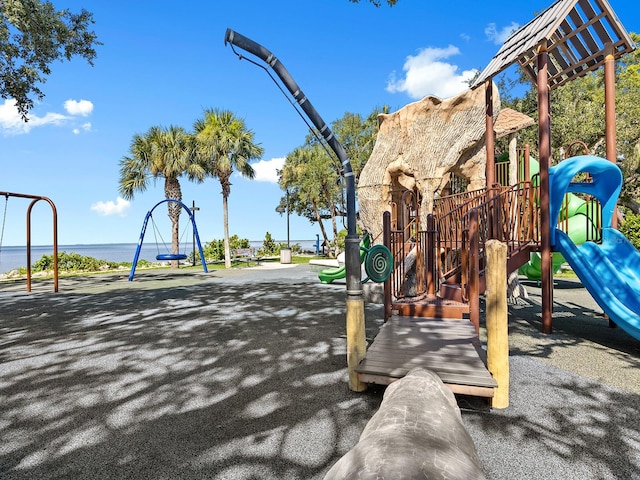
[0, 270, 385, 479]
[463, 355, 640, 479]
[2, 271, 639, 479]
[504, 278, 640, 379]
[464, 277, 640, 479]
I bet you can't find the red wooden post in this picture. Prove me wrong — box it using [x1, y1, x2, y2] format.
[383, 211, 392, 322]
[538, 45, 553, 334]
[604, 44, 618, 329]
[469, 209, 480, 335]
[604, 44, 618, 229]
[523, 144, 531, 183]
[461, 229, 469, 302]
[485, 81, 496, 189]
[426, 214, 436, 295]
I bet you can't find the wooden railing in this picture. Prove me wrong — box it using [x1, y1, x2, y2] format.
[385, 215, 438, 302]
[386, 182, 541, 302]
[433, 188, 486, 218]
[385, 177, 602, 310]
[443, 182, 538, 285]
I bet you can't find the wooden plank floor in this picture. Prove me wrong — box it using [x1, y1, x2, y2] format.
[356, 316, 497, 397]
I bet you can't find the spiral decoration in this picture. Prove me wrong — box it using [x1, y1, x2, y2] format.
[364, 244, 393, 283]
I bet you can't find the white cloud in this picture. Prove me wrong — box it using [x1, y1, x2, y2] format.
[0, 99, 68, 135]
[485, 22, 520, 45]
[91, 197, 131, 216]
[73, 122, 92, 135]
[64, 99, 94, 116]
[386, 45, 479, 100]
[250, 157, 285, 183]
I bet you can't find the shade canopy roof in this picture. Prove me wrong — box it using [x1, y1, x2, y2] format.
[471, 0, 635, 91]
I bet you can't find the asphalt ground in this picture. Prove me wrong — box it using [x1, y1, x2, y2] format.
[0, 264, 638, 479]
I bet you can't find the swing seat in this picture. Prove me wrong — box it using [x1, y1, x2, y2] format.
[156, 253, 188, 261]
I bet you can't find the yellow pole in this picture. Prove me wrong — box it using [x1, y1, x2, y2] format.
[486, 239, 509, 408]
[346, 298, 367, 391]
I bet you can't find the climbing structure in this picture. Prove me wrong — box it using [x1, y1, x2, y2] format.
[354, 0, 637, 394]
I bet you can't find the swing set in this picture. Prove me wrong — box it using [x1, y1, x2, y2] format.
[0, 191, 59, 292]
[128, 199, 208, 281]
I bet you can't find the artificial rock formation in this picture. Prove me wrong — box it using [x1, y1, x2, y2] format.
[358, 85, 499, 241]
[323, 367, 486, 480]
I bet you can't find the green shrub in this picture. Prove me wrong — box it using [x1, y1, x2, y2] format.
[620, 209, 640, 250]
[260, 232, 279, 256]
[336, 227, 365, 251]
[198, 235, 251, 262]
[201, 238, 224, 261]
[32, 251, 120, 272]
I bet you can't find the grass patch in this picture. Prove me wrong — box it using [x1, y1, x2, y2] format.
[1, 254, 326, 282]
[554, 265, 577, 278]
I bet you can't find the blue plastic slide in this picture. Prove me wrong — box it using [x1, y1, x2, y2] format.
[549, 156, 640, 341]
[519, 157, 598, 280]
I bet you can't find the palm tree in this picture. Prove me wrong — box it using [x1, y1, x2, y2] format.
[193, 109, 264, 268]
[119, 125, 204, 267]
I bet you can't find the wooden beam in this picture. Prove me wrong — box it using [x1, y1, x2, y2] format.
[486, 240, 509, 409]
[604, 43, 618, 229]
[537, 44, 554, 335]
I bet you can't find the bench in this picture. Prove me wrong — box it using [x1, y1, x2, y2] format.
[232, 248, 261, 267]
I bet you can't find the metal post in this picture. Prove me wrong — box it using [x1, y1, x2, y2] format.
[286, 189, 290, 247]
[276, 191, 290, 248]
[0, 191, 58, 293]
[190, 200, 200, 266]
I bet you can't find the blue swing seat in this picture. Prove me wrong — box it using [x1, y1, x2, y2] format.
[156, 253, 188, 261]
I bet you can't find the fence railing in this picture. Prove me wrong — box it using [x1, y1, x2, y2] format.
[433, 188, 486, 218]
[385, 177, 603, 310]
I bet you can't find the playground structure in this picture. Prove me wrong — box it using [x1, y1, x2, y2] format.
[226, 0, 637, 398]
[318, 234, 369, 284]
[0, 191, 59, 292]
[128, 199, 208, 281]
[518, 155, 601, 280]
[356, 0, 638, 399]
[550, 155, 640, 339]
[317, 233, 393, 285]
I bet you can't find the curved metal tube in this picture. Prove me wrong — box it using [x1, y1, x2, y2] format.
[224, 29, 360, 295]
[0, 191, 58, 292]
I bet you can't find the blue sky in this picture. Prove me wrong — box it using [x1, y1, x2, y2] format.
[1, 0, 637, 247]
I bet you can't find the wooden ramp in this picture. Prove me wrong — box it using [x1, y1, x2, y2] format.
[355, 316, 497, 398]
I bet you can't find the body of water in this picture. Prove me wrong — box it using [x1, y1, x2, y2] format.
[0, 240, 319, 273]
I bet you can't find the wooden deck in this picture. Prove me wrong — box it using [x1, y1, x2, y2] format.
[356, 316, 497, 398]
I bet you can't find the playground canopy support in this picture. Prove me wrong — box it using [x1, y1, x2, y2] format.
[471, 0, 635, 334]
[128, 199, 208, 281]
[0, 191, 59, 292]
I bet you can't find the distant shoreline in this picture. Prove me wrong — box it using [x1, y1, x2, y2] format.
[0, 240, 317, 249]
[0, 241, 319, 274]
